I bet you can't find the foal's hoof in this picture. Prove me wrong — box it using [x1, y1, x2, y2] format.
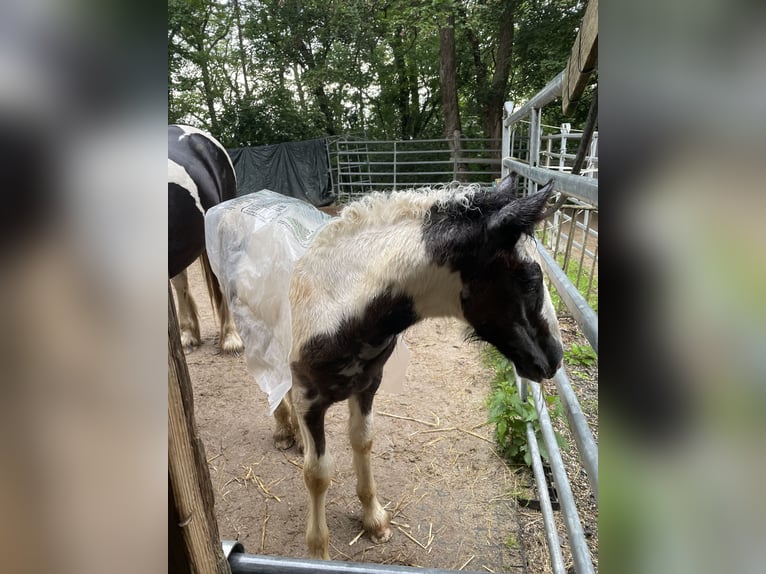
[369, 525, 393, 544]
[274, 435, 295, 451]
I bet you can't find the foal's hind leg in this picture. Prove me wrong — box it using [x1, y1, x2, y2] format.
[170, 269, 200, 351]
[349, 391, 391, 544]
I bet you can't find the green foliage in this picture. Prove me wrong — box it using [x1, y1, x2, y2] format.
[168, 0, 591, 144]
[565, 343, 597, 367]
[485, 348, 567, 467]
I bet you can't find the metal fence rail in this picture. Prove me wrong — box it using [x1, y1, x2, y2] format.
[330, 136, 502, 202]
[502, 66, 599, 573]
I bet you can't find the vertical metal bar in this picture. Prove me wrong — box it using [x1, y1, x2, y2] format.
[575, 211, 591, 289]
[325, 139, 335, 198]
[510, 127, 516, 161]
[530, 382, 595, 574]
[501, 103, 513, 178]
[527, 109, 540, 196]
[585, 243, 598, 306]
[560, 123, 570, 172]
[545, 136, 552, 170]
[393, 140, 397, 191]
[515, 369, 528, 403]
[561, 209, 579, 274]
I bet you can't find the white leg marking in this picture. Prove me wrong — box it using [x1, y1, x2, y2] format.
[171, 270, 200, 350]
[348, 396, 391, 544]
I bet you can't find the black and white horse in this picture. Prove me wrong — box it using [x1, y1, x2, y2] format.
[270, 175, 564, 558]
[168, 124, 243, 354]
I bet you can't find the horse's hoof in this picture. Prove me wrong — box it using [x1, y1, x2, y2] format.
[180, 332, 200, 352]
[221, 333, 244, 356]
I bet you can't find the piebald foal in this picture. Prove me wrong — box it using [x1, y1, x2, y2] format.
[168, 124, 243, 354]
[286, 177, 563, 558]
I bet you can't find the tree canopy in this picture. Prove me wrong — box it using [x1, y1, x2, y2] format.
[168, 0, 590, 147]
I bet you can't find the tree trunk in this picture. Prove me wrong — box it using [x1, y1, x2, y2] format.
[199, 58, 220, 134]
[232, 0, 251, 98]
[439, 14, 466, 180]
[483, 1, 515, 147]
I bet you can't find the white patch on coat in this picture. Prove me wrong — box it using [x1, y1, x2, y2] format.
[289, 189, 468, 358]
[174, 124, 237, 186]
[168, 158, 204, 215]
[517, 235, 562, 342]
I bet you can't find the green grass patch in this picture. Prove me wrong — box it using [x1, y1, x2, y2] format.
[484, 347, 567, 467]
[564, 343, 597, 367]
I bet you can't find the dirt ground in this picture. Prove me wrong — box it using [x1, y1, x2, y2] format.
[178, 261, 598, 573]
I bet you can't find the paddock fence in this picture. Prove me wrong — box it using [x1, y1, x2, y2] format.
[503, 70, 599, 574]
[328, 135, 502, 203]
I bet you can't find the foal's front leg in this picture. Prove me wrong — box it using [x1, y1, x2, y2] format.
[349, 392, 391, 544]
[293, 390, 333, 559]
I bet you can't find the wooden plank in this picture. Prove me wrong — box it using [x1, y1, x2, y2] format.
[562, 0, 598, 115]
[168, 283, 231, 574]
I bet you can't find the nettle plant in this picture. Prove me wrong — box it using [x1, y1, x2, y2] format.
[485, 348, 567, 466]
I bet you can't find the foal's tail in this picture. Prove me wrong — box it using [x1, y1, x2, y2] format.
[199, 249, 223, 323]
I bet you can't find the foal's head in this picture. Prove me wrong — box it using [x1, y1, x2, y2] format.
[424, 177, 563, 381]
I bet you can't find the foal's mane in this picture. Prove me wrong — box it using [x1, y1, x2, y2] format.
[313, 183, 484, 249]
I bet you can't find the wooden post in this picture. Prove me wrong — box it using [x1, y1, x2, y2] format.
[562, 0, 598, 115]
[168, 283, 231, 574]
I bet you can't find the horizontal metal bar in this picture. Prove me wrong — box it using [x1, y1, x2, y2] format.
[502, 159, 598, 206]
[551, 368, 598, 498]
[530, 382, 595, 574]
[336, 138, 501, 145]
[541, 133, 589, 141]
[503, 71, 564, 127]
[536, 243, 598, 353]
[228, 552, 487, 574]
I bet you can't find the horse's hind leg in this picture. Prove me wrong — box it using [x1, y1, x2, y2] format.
[170, 269, 200, 351]
[348, 389, 391, 544]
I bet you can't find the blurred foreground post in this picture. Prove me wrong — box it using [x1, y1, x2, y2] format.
[168, 283, 230, 574]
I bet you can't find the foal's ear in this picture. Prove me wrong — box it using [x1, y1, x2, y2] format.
[486, 180, 554, 241]
[495, 172, 519, 197]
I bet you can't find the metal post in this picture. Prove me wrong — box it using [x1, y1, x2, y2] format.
[559, 123, 570, 172]
[392, 140, 397, 191]
[501, 102, 513, 179]
[527, 108, 540, 196]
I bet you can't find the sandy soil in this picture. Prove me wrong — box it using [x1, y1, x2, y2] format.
[177, 260, 598, 573]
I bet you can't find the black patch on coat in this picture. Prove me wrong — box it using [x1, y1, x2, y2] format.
[291, 288, 418, 455]
[167, 125, 236, 277]
[168, 182, 205, 278]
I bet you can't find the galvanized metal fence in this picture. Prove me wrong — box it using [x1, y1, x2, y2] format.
[329, 135, 502, 202]
[503, 71, 599, 574]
